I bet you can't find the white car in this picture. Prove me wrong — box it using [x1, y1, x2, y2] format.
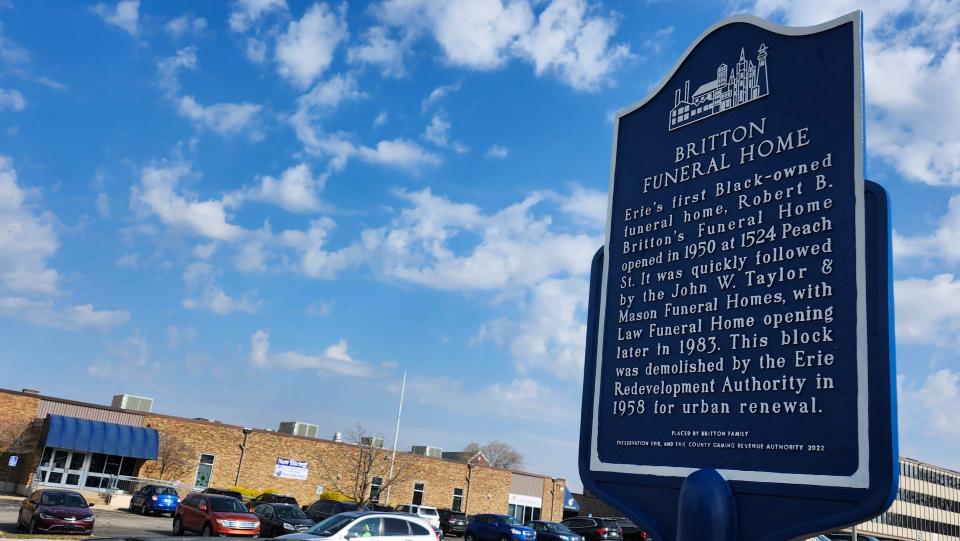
[396, 504, 441, 530]
[277, 511, 437, 541]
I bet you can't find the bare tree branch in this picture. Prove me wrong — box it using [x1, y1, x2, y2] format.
[139, 433, 197, 481]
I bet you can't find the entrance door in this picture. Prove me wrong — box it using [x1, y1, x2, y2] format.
[38, 448, 87, 487]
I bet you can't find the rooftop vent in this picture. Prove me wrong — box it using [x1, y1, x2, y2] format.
[278, 421, 319, 438]
[360, 436, 385, 448]
[411, 445, 443, 458]
[111, 394, 154, 412]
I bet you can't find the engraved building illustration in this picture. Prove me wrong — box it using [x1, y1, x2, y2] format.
[669, 44, 769, 130]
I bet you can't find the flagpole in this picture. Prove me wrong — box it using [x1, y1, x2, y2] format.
[385, 371, 406, 505]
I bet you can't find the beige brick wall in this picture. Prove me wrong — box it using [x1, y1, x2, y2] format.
[0, 391, 42, 489]
[0, 389, 566, 518]
[539, 477, 565, 521]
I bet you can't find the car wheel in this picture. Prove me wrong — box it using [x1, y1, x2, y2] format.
[15, 511, 23, 531]
[465, 533, 475, 541]
[28, 517, 38, 534]
[141, 502, 150, 515]
[173, 516, 185, 536]
[500, 535, 509, 541]
[202, 523, 216, 537]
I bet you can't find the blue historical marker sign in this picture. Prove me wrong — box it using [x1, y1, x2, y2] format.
[579, 12, 897, 541]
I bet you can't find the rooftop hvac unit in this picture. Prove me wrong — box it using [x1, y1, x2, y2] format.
[333, 432, 343, 442]
[411, 445, 443, 458]
[360, 436, 385, 448]
[111, 394, 154, 412]
[278, 421, 319, 438]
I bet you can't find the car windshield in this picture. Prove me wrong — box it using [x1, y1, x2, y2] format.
[341, 502, 360, 511]
[545, 523, 572, 532]
[276, 506, 309, 519]
[40, 493, 87, 507]
[307, 515, 355, 536]
[210, 498, 248, 513]
[156, 487, 178, 496]
[420, 508, 439, 516]
[601, 520, 620, 529]
[503, 516, 520, 525]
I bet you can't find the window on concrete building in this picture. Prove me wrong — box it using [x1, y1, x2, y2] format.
[452, 488, 464, 512]
[412, 482, 425, 505]
[370, 476, 384, 503]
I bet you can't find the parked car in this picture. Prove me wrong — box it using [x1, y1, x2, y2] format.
[17, 488, 95, 535]
[276, 510, 437, 540]
[129, 484, 180, 516]
[526, 521, 584, 541]
[202, 487, 245, 501]
[561, 517, 622, 541]
[438, 509, 468, 536]
[173, 493, 260, 537]
[250, 493, 300, 510]
[305, 499, 365, 522]
[465, 514, 536, 541]
[608, 518, 646, 541]
[254, 503, 315, 537]
[396, 504, 441, 530]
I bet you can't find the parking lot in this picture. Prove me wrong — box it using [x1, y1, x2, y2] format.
[0, 495, 172, 538]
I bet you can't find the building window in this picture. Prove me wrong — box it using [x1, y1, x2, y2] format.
[452, 488, 464, 512]
[195, 453, 215, 488]
[370, 477, 383, 503]
[412, 482, 425, 505]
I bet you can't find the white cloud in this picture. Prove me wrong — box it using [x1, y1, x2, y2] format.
[423, 111, 451, 147]
[900, 369, 960, 441]
[747, 0, 960, 185]
[0, 156, 59, 295]
[250, 330, 374, 377]
[115, 253, 140, 269]
[131, 162, 244, 242]
[421, 81, 461, 111]
[407, 375, 576, 423]
[375, 0, 630, 90]
[306, 299, 334, 316]
[165, 13, 207, 39]
[87, 332, 157, 380]
[364, 188, 597, 290]
[373, 111, 388, 127]
[167, 325, 196, 349]
[517, 0, 632, 91]
[245, 38, 269, 63]
[358, 139, 443, 171]
[559, 185, 607, 228]
[0, 297, 130, 331]
[182, 261, 261, 315]
[0, 88, 26, 111]
[95, 192, 110, 218]
[893, 194, 960, 263]
[248, 162, 326, 213]
[275, 2, 348, 88]
[279, 217, 364, 279]
[91, 0, 140, 36]
[177, 95, 263, 138]
[229, 0, 287, 33]
[348, 26, 406, 77]
[157, 48, 198, 97]
[485, 145, 509, 159]
[894, 274, 960, 347]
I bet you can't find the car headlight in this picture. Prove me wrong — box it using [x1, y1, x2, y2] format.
[283, 522, 296, 530]
[39, 513, 56, 520]
[511, 529, 523, 535]
[216, 520, 231, 526]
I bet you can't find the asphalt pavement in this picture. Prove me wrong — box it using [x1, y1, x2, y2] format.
[0, 495, 173, 538]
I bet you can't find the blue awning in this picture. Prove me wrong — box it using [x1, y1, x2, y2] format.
[44, 415, 159, 460]
[563, 487, 581, 511]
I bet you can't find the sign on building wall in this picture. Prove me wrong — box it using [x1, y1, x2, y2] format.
[7, 455, 17, 468]
[579, 12, 897, 541]
[275, 458, 309, 480]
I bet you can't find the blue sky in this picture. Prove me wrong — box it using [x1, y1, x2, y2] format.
[1, 0, 959, 493]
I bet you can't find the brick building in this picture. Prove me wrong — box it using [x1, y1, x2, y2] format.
[0, 388, 565, 521]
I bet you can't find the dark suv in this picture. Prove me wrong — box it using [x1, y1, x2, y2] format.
[561, 517, 623, 541]
[304, 499, 363, 522]
[439, 509, 468, 536]
[248, 492, 299, 510]
[201, 487, 244, 501]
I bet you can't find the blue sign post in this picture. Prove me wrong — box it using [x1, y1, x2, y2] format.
[579, 12, 896, 541]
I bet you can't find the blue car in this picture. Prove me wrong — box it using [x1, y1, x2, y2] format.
[526, 521, 584, 541]
[466, 514, 536, 541]
[128, 485, 180, 516]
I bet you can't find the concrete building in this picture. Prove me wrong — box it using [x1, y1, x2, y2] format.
[0, 388, 565, 521]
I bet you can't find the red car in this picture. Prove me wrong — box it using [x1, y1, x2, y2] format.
[173, 493, 261, 537]
[17, 488, 95, 535]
